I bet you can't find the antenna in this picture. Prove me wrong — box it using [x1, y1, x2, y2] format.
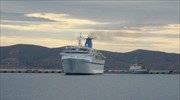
[135, 56, 138, 65]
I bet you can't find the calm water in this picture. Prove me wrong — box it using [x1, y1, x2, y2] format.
[0, 73, 179, 100]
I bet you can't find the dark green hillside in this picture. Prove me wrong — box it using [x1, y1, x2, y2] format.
[101, 49, 179, 70]
[0, 44, 179, 70]
[0, 44, 63, 69]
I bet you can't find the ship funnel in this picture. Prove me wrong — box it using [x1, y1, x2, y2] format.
[85, 37, 92, 48]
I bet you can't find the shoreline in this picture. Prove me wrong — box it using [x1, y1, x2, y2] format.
[0, 69, 179, 74]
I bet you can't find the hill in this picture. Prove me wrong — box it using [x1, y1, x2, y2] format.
[0, 44, 179, 70]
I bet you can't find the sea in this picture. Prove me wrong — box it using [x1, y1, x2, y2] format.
[0, 73, 179, 100]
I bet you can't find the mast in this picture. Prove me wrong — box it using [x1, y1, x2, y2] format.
[135, 56, 138, 65]
[78, 33, 82, 46]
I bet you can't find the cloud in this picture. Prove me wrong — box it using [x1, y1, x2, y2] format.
[1, 12, 179, 53]
[1, 12, 54, 22]
[1, 19, 179, 45]
[0, 36, 77, 48]
[1, 13, 109, 31]
[25, 13, 108, 25]
[2, 18, 179, 35]
[1, 35, 179, 53]
[1, 22, 72, 31]
[90, 24, 179, 40]
[1, 1, 179, 53]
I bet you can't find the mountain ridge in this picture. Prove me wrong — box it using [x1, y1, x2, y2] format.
[0, 44, 179, 70]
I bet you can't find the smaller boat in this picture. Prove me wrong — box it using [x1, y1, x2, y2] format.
[129, 57, 149, 74]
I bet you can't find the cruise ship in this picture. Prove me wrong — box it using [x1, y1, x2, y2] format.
[60, 34, 106, 75]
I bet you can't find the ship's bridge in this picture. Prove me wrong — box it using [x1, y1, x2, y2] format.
[62, 46, 94, 54]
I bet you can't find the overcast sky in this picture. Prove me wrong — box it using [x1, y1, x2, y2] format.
[1, 0, 179, 53]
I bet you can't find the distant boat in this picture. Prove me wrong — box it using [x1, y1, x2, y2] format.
[60, 33, 106, 75]
[129, 57, 149, 74]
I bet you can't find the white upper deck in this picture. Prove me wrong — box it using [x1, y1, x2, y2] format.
[61, 46, 96, 55]
[63, 46, 93, 53]
[61, 46, 106, 59]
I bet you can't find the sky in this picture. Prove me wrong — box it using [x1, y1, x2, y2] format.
[1, 0, 179, 53]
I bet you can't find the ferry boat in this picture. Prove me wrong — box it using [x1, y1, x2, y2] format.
[129, 57, 149, 74]
[129, 64, 149, 74]
[60, 34, 106, 75]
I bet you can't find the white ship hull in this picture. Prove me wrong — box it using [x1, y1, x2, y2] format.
[129, 69, 149, 74]
[129, 63, 149, 74]
[62, 59, 104, 75]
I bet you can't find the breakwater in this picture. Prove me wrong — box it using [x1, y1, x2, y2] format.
[105, 70, 179, 74]
[0, 69, 62, 73]
[0, 69, 179, 74]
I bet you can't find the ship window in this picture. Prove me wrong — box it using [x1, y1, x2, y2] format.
[71, 48, 76, 50]
[80, 49, 88, 51]
[67, 48, 76, 51]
